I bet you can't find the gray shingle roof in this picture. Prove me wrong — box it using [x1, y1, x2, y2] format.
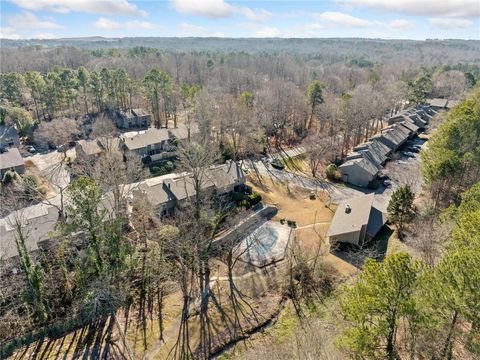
[339, 156, 380, 176]
[400, 120, 419, 134]
[76, 139, 103, 156]
[366, 206, 387, 238]
[121, 124, 191, 151]
[354, 139, 391, 165]
[0, 147, 24, 170]
[327, 193, 387, 239]
[427, 98, 448, 108]
[327, 193, 374, 237]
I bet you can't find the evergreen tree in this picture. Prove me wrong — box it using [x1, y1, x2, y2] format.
[339, 253, 420, 359]
[306, 80, 325, 129]
[387, 184, 415, 238]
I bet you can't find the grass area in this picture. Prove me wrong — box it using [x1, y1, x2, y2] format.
[282, 154, 309, 173]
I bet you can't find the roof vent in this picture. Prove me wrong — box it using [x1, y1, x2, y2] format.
[345, 204, 351, 214]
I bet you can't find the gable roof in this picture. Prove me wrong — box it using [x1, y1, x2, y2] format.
[400, 120, 419, 134]
[366, 206, 387, 238]
[0, 125, 20, 148]
[373, 123, 410, 148]
[76, 139, 103, 156]
[427, 98, 448, 108]
[339, 156, 380, 176]
[0, 203, 58, 258]
[121, 108, 151, 119]
[446, 100, 460, 109]
[121, 124, 191, 151]
[327, 193, 387, 239]
[353, 139, 391, 165]
[0, 148, 24, 170]
[206, 160, 246, 189]
[327, 193, 375, 237]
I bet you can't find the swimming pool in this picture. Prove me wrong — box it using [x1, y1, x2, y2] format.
[236, 221, 292, 267]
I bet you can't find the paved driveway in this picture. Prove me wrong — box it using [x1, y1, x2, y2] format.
[27, 148, 76, 193]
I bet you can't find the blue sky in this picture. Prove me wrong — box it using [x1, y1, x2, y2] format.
[1, 0, 479, 40]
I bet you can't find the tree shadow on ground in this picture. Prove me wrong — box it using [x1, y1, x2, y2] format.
[13, 316, 121, 360]
[330, 226, 393, 268]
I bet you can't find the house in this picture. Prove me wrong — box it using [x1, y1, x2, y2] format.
[76, 139, 103, 160]
[120, 124, 191, 162]
[446, 100, 460, 109]
[206, 161, 246, 193]
[351, 139, 392, 166]
[0, 203, 58, 259]
[370, 123, 410, 152]
[116, 108, 152, 129]
[399, 120, 419, 137]
[132, 160, 246, 217]
[0, 125, 20, 150]
[406, 114, 427, 129]
[75, 138, 120, 161]
[327, 193, 387, 247]
[0, 160, 245, 259]
[0, 147, 25, 177]
[426, 98, 448, 110]
[339, 156, 381, 187]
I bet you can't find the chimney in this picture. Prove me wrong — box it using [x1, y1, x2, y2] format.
[345, 204, 351, 214]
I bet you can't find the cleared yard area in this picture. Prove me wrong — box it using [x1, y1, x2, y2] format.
[248, 175, 334, 227]
[248, 176, 357, 277]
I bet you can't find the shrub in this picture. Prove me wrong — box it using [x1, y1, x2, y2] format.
[247, 192, 262, 206]
[150, 161, 175, 176]
[2, 170, 18, 184]
[239, 200, 250, 208]
[37, 185, 48, 195]
[271, 158, 285, 170]
[232, 191, 246, 203]
[325, 163, 338, 180]
[287, 220, 297, 228]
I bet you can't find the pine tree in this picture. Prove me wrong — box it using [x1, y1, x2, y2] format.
[339, 253, 420, 359]
[387, 184, 415, 238]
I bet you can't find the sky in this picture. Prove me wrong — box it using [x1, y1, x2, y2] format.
[0, 0, 479, 40]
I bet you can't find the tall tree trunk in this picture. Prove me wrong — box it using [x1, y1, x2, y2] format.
[442, 310, 458, 360]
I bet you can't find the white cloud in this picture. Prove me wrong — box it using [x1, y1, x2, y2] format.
[238, 8, 273, 22]
[94, 17, 157, 30]
[172, 0, 233, 18]
[429, 18, 473, 29]
[171, 0, 272, 21]
[389, 19, 416, 31]
[0, 27, 22, 39]
[7, 11, 62, 29]
[313, 11, 373, 27]
[11, 0, 147, 16]
[178, 22, 224, 37]
[341, 0, 480, 18]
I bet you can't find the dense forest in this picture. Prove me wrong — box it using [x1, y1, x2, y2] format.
[0, 38, 479, 359]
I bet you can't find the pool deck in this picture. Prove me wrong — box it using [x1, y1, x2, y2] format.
[235, 221, 294, 267]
